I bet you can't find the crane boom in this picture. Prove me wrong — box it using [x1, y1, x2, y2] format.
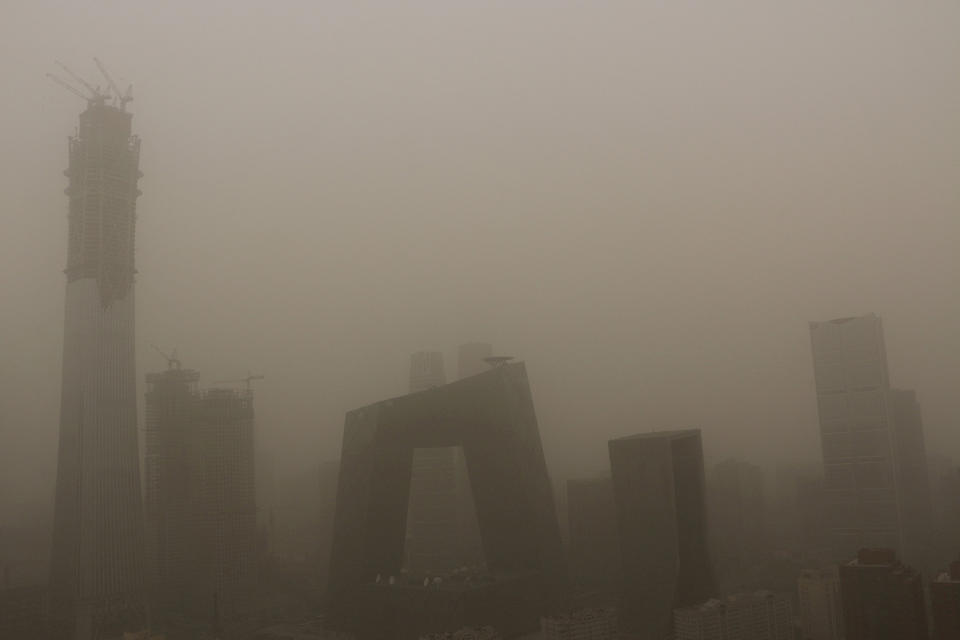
[93, 57, 121, 100]
[55, 60, 99, 98]
[47, 73, 90, 102]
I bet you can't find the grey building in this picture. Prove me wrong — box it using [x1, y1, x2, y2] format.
[327, 362, 567, 638]
[49, 96, 148, 639]
[809, 314, 902, 556]
[674, 591, 793, 640]
[797, 567, 844, 640]
[608, 429, 716, 640]
[565, 476, 620, 599]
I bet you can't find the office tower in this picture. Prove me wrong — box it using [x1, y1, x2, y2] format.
[191, 388, 258, 625]
[328, 362, 567, 638]
[0, 585, 47, 639]
[931, 560, 960, 640]
[143, 365, 201, 616]
[709, 459, 766, 588]
[541, 608, 618, 639]
[566, 477, 620, 598]
[457, 342, 493, 380]
[673, 591, 793, 640]
[809, 314, 902, 557]
[49, 96, 147, 639]
[889, 389, 934, 567]
[143, 371, 257, 628]
[797, 567, 843, 640]
[839, 548, 927, 640]
[608, 430, 716, 640]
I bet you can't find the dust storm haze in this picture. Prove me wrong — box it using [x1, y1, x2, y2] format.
[1, 0, 958, 536]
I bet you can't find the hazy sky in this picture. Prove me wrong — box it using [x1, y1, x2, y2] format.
[1, 1, 958, 519]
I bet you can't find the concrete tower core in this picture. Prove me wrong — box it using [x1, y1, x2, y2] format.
[49, 99, 146, 640]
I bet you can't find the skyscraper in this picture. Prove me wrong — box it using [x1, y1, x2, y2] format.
[797, 567, 844, 640]
[143, 371, 257, 629]
[143, 365, 200, 617]
[809, 314, 902, 557]
[708, 459, 766, 588]
[889, 389, 934, 568]
[49, 96, 147, 639]
[838, 548, 927, 640]
[608, 429, 716, 640]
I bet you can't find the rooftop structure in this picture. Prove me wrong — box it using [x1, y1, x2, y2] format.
[839, 548, 927, 640]
[673, 591, 792, 640]
[930, 560, 960, 640]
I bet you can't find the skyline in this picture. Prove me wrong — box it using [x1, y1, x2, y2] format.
[2, 1, 959, 526]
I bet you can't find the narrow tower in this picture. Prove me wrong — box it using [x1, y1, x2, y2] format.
[48, 86, 147, 639]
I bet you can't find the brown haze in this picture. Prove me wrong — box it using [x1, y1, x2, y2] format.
[1, 1, 958, 524]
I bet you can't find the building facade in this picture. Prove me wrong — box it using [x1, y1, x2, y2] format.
[541, 607, 618, 639]
[708, 459, 766, 589]
[797, 567, 843, 640]
[930, 560, 960, 640]
[49, 97, 147, 639]
[839, 548, 927, 640]
[673, 591, 792, 640]
[143, 372, 258, 629]
[809, 315, 902, 557]
[608, 429, 716, 640]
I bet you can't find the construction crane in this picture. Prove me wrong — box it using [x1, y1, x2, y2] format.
[55, 60, 101, 99]
[46, 73, 90, 102]
[212, 374, 265, 392]
[93, 57, 133, 110]
[150, 344, 181, 370]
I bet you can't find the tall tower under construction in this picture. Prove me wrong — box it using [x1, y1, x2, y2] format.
[48, 91, 147, 639]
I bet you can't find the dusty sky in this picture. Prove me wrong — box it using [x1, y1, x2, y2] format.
[1, 1, 958, 520]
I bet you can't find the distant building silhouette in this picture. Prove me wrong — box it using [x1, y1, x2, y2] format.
[673, 591, 792, 640]
[457, 342, 494, 380]
[143, 370, 258, 629]
[797, 566, 844, 640]
[809, 315, 902, 557]
[930, 560, 960, 640]
[318, 459, 340, 584]
[565, 476, 620, 600]
[144, 366, 201, 617]
[541, 607, 617, 639]
[708, 459, 766, 589]
[328, 362, 567, 638]
[405, 351, 483, 575]
[839, 548, 927, 640]
[608, 429, 716, 640]
[888, 389, 935, 569]
[49, 97, 148, 639]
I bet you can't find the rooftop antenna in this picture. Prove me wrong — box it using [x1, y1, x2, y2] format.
[150, 344, 181, 370]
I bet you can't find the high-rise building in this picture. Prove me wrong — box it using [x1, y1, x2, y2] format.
[190, 388, 258, 625]
[143, 371, 257, 629]
[809, 314, 902, 557]
[541, 607, 618, 639]
[673, 591, 793, 640]
[797, 567, 843, 640]
[889, 389, 934, 568]
[405, 351, 482, 574]
[457, 342, 493, 380]
[608, 430, 716, 640]
[839, 548, 927, 640]
[144, 365, 201, 616]
[708, 459, 766, 588]
[318, 459, 341, 583]
[566, 477, 620, 598]
[49, 96, 147, 639]
[930, 560, 960, 640]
